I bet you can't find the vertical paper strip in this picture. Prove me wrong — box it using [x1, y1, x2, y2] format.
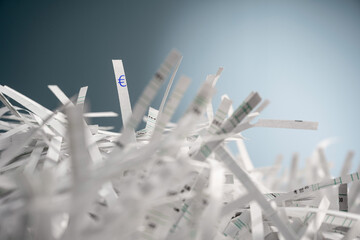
[112, 60, 134, 134]
[76, 86, 88, 111]
[250, 201, 264, 240]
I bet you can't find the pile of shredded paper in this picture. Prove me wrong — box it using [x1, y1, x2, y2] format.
[0, 49, 359, 240]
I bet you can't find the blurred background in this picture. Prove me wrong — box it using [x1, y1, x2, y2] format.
[1, 0, 360, 174]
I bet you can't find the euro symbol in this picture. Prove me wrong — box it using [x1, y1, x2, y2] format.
[118, 75, 126, 87]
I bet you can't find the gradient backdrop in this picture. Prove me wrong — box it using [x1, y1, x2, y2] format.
[1, 0, 360, 174]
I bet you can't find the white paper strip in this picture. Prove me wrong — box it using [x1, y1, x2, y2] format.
[250, 201, 264, 240]
[112, 60, 133, 131]
[76, 86, 88, 110]
[83, 112, 118, 118]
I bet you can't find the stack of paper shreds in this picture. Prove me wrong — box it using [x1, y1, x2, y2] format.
[0, 50, 359, 240]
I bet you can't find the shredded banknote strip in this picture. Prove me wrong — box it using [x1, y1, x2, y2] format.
[0, 49, 359, 240]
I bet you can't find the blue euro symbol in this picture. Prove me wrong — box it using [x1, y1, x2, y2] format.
[118, 75, 126, 87]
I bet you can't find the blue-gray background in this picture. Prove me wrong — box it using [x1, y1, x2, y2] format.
[1, 0, 359, 174]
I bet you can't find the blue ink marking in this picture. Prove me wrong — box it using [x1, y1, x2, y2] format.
[118, 75, 126, 87]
